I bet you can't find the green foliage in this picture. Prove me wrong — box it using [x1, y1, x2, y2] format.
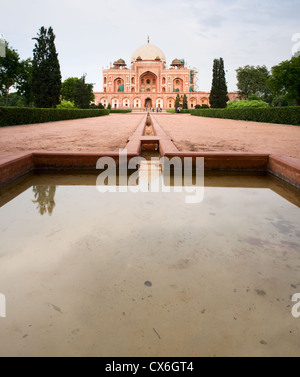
[61, 77, 79, 102]
[74, 75, 95, 109]
[236, 65, 271, 100]
[32, 26, 62, 108]
[56, 100, 76, 109]
[268, 56, 300, 106]
[109, 109, 132, 113]
[107, 103, 112, 110]
[209, 58, 229, 108]
[195, 104, 201, 109]
[182, 94, 188, 109]
[0, 107, 110, 127]
[175, 94, 180, 109]
[201, 104, 209, 108]
[16, 58, 33, 106]
[191, 107, 300, 126]
[227, 100, 269, 109]
[98, 103, 105, 109]
[0, 43, 21, 105]
[0, 92, 26, 107]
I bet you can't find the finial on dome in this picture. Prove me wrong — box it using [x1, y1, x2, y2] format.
[147, 36, 150, 44]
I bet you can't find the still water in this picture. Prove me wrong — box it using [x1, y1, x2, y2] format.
[0, 172, 299, 357]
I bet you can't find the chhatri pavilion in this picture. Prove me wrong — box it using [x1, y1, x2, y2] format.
[94, 40, 238, 110]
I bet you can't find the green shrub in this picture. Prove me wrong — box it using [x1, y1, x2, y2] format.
[191, 107, 300, 126]
[56, 100, 76, 109]
[201, 104, 209, 108]
[0, 107, 110, 127]
[227, 100, 269, 109]
[195, 105, 201, 109]
[109, 109, 132, 113]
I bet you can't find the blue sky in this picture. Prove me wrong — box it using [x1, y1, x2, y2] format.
[1, 0, 299, 91]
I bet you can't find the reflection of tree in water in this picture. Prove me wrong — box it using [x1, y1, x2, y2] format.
[32, 186, 56, 216]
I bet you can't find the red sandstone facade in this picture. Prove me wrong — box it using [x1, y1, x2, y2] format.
[94, 42, 238, 110]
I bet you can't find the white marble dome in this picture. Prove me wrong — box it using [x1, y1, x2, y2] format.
[132, 43, 166, 62]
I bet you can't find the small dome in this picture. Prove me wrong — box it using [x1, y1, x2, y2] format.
[171, 58, 183, 66]
[132, 43, 166, 62]
[114, 58, 126, 66]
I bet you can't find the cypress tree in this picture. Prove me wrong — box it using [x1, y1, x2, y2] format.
[209, 58, 229, 108]
[182, 94, 188, 109]
[175, 94, 180, 110]
[32, 27, 62, 108]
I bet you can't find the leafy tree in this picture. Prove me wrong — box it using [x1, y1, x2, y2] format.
[0, 43, 21, 106]
[98, 102, 105, 109]
[268, 56, 300, 106]
[236, 65, 271, 100]
[209, 58, 229, 108]
[182, 94, 188, 109]
[61, 77, 79, 102]
[175, 94, 180, 110]
[107, 103, 111, 110]
[32, 26, 62, 108]
[16, 58, 33, 107]
[0, 92, 26, 107]
[74, 75, 95, 109]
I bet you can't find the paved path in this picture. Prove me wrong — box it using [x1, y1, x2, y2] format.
[0, 114, 144, 159]
[153, 114, 300, 159]
[1, 112, 299, 160]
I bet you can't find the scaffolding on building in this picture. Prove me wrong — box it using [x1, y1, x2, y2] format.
[193, 67, 199, 92]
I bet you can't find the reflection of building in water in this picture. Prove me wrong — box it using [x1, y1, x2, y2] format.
[94, 39, 238, 110]
[32, 186, 56, 216]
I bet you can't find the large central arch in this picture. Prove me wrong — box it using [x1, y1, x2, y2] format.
[145, 97, 152, 109]
[140, 71, 158, 93]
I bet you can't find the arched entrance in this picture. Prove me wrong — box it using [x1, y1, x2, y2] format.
[145, 98, 152, 109]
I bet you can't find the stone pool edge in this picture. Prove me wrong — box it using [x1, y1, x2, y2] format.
[1, 150, 299, 190]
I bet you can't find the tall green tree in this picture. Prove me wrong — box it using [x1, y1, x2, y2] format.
[16, 58, 33, 107]
[182, 94, 188, 109]
[0, 43, 21, 106]
[175, 94, 180, 110]
[74, 75, 95, 109]
[61, 77, 79, 102]
[236, 65, 271, 100]
[32, 26, 62, 108]
[209, 58, 229, 108]
[268, 56, 300, 106]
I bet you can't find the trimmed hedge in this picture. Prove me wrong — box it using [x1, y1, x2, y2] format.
[109, 109, 132, 113]
[166, 109, 192, 114]
[0, 107, 110, 127]
[191, 107, 300, 126]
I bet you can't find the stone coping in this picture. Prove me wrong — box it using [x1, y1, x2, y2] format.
[0, 114, 299, 189]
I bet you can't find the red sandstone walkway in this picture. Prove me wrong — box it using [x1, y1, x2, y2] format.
[0, 114, 144, 159]
[153, 114, 300, 159]
[0, 113, 299, 161]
